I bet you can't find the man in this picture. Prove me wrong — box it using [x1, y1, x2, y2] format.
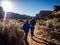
[23, 20, 30, 45]
[30, 18, 36, 38]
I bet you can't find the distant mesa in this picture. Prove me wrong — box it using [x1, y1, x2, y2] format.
[36, 5, 60, 19]
[53, 5, 60, 15]
[6, 12, 32, 19]
[50, 5, 60, 18]
[36, 10, 52, 19]
[0, 5, 60, 19]
[0, 6, 32, 19]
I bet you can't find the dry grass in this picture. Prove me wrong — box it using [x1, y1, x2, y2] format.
[0, 19, 24, 45]
[35, 18, 60, 45]
[0, 18, 60, 45]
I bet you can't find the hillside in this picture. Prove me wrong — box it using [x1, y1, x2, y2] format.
[6, 12, 32, 19]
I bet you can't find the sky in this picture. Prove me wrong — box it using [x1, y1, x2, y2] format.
[0, 0, 60, 16]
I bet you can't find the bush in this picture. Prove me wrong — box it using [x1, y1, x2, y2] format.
[0, 19, 24, 45]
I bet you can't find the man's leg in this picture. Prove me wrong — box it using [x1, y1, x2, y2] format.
[25, 32, 29, 45]
[31, 27, 34, 37]
[25, 32, 28, 41]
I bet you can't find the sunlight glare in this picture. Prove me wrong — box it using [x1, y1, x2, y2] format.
[1, 1, 13, 32]
[1, 1, 13, 12]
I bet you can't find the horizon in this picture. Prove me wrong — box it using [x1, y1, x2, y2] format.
[0, 0, 60, 16]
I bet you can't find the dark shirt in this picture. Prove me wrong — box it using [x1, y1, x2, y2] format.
[23, 22, 30, 32]
[30, 19, 36, 27]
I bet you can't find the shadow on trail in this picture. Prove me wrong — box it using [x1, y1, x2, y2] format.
[25, 40, 29, 45]
[31, 35, 58, 45]
[32, 37, 48, 45]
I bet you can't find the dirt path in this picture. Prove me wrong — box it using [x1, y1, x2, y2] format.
[28, 25, 46, 45]
[27, 25, 59, 45]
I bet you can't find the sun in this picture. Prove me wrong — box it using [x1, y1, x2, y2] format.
[1, 1, 13, 12]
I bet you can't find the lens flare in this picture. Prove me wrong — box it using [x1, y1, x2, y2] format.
[1, 1, 13, 32]
[1, 1, 13, 12]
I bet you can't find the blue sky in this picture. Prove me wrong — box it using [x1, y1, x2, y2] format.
[1, 0, 60, 16]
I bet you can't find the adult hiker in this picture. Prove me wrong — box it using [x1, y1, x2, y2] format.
[30, 18, 36, 38]
[23, 20, 30, 45]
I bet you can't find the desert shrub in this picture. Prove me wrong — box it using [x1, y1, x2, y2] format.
[37, 18, 60, 41]
[0, 19, 24, 45]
